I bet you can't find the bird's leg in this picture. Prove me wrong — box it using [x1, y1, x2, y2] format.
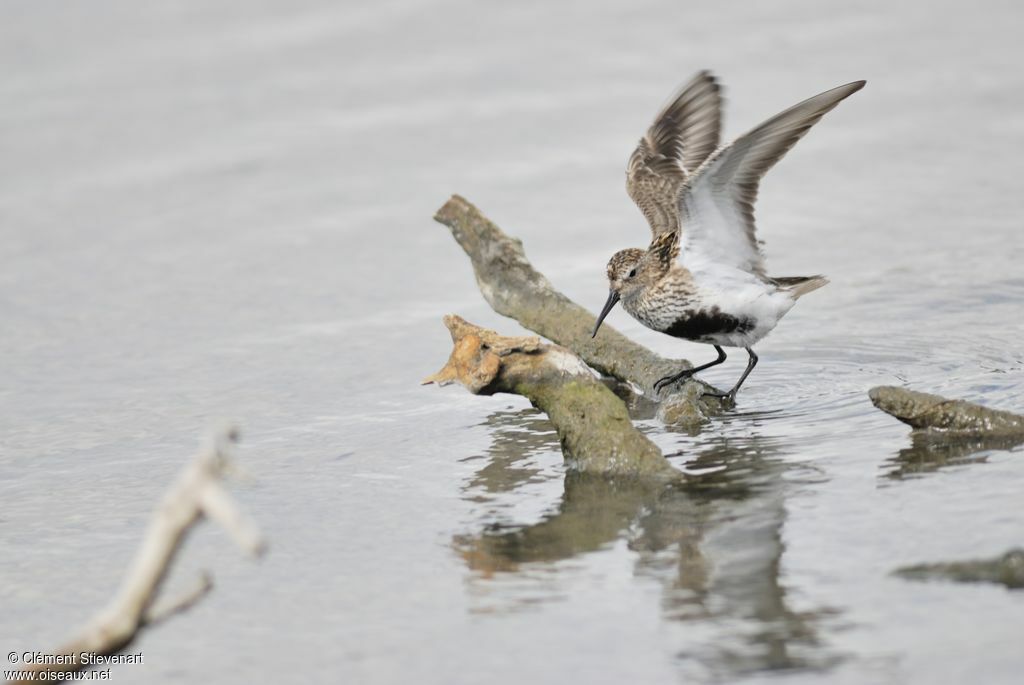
[702, 347, 758, 403]
[654, 345, 727, 395]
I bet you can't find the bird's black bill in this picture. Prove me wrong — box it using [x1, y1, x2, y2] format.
[591, 291, 620, 338]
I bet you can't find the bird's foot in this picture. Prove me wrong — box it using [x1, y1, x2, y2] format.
[700, 388, 737, 405]
[653, 369, 697, 395]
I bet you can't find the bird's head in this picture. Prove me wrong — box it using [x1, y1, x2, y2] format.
[591, 247, 647, 337]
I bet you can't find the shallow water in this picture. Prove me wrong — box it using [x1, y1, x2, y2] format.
[2, 1, 1023, 683]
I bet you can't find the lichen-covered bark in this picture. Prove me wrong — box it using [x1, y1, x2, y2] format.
[894, 549, 1024, 589]
[869, 386, 1024, 435]
[424, 315, 679, 479]
[434, 194, 723, 421]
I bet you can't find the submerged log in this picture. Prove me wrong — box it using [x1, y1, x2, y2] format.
[869, 386, 1024, 435]
[434, 194, 724, 423]
[424, 315, 679, 479]
[894, 549, 1024, 590]
[7, 427, 265, 684]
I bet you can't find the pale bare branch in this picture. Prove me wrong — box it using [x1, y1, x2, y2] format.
[7, 426, 264, 684]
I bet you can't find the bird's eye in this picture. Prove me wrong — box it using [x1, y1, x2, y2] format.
[627, 268, 637, 278]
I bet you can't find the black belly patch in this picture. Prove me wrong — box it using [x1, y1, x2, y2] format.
[663, 307, 755, 341]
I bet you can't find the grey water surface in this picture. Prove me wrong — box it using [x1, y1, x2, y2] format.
[2, 1, 1023, 683]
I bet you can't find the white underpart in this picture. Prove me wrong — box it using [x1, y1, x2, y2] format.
[686, 262, 796, 347]
[624, 259, 798, 348]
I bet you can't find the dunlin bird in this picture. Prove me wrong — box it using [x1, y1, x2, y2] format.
[591, 72, 865, 401]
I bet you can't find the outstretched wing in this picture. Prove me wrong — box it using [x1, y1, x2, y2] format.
[626, 71, 722, 236]
[677, 80, 865, 278]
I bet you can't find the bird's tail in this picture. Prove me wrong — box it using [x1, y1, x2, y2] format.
[772, 275, 829, 299]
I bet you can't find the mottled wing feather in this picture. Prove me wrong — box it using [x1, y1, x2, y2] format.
[679, 80, 866, 277]
[648, 229, 680, 266]
[626, 71, 722, 237]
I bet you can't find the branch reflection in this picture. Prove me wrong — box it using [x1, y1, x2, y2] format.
[881, 432, 1024, 479]
[455, 409, 842, 679]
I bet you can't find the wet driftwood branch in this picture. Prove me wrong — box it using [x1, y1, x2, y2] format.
[434, 194, 724, 424]
[424, 315, 680, 479]
[7, 426, 266, 684]
[894, 548, 1024, 590]
[870, 386, 1024, 435]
